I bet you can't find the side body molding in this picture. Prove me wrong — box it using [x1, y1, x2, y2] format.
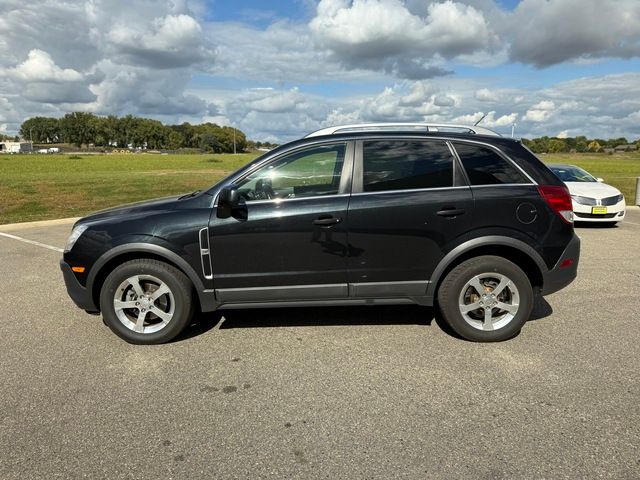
[86, 243, 219, 312]
[425, 235, 548, 301]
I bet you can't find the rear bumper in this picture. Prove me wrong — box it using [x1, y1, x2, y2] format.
[541, 233, 580, 295]
[60, 260, 99, 313]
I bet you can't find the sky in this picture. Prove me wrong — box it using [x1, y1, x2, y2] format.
[1, 0, 640, 142]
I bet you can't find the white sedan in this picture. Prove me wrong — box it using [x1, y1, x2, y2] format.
[548, 164, 626, 225]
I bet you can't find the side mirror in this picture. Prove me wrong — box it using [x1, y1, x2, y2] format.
[218, 186, 239, 207]
[216, 185, 244, 219]
[596, 177, 604, 183]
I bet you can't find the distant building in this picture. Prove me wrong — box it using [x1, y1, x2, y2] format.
[614, 144, 637, 152]
[603, 148, 615, 154]
[0, 141, 33, 153]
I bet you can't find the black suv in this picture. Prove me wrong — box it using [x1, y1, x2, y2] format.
[61, 123, 580, 344]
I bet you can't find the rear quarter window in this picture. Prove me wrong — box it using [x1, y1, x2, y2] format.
[453, 142, 529, 185]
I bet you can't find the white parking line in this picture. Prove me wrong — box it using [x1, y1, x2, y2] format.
[624, 221, 640, 226]
[0, 232, 64, 253]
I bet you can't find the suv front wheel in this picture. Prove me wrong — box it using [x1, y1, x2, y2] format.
[100, 259, 195, 344]
[437, 256, 533, 342]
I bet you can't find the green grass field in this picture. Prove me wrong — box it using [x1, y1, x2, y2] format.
[1, 151, 638, 224]
[0, 153, 260, 224]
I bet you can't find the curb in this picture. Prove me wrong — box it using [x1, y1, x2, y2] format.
[0, 217, 80, 232]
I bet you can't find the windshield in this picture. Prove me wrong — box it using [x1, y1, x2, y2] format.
[550, 165, 597, 183]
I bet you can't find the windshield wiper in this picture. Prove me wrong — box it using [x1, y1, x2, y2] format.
[178, 190, 201, 200]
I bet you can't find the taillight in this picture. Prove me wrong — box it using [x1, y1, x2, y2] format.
[537, 185, 574, 224]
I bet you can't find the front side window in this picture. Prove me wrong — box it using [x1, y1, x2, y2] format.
[236, 143, 346, 201]
[453, 142, 529, 185]
[362, 140, 454, 192]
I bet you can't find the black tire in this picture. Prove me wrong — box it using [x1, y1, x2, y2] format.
[100, 259, 195, 345]
[437, 256, 533, 342]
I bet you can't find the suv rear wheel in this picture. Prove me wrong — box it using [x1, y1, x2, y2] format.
[437, 256, 533, 342]
[100, 259, 195, 344]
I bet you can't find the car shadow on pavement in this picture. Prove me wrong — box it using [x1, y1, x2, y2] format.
[574, 222, 618, 229]
[216, 304, 434, 329]
[173, 311, 223, 342]
[173, 295, 553, 342]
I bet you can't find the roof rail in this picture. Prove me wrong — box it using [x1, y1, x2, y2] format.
[305, 123, 501, 138]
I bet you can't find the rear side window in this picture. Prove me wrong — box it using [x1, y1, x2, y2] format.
[453, 142, 529, 185]
[362, 140, 453, 192]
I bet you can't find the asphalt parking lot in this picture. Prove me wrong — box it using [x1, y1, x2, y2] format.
[1, 210, 639, 479]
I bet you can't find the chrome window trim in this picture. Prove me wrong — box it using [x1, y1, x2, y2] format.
[447, 140, 470, 187]
[468, 183, 536, 188]
[350, 186, 470, 197]
[352, 140, 364, 193]
[225, 193, 351, 207]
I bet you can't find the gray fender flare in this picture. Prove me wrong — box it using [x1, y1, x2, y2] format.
[87, 243, 219, 312]
[425, 236, 547, 299]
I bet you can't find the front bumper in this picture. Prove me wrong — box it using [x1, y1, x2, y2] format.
[60, 260, 99, 313]
[572, 200, 626, 222]
[541, 233, 580, 296]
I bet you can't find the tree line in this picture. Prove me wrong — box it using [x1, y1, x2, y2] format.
[522, 136, 639, 154]
[19, 113, 247, 153]
[12, 115, 640, 154]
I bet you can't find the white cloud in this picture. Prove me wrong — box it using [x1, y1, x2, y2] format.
[107, 14, 214, 69]
[509, 0, 640, 66]
[399, 82, 436, 106]
[89, 60, 210, 117]
[312, 0, 496, 56]
[0, 97, 20, 125]
[522, 100, 555, 122]
[184, 70, 640, 142]
[247, 88, 303, 113]
[434, 94, 456, 107]
[5, 50, 84, 83]
[0, 0, 213, 130]
[310, 0, 497, 78]
[205, 20, 377, 83]
[475, 88, 499, 102]
[308, 0, 640, 74]
[451, 110, 517, 128]
[322, 108, 361, 127]
[0, 0, 639, 142]
[522, 110, 551, 123]
[532, 100, 555, 111]
[1, 49, 97, 104]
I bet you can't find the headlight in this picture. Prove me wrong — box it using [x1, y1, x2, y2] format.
[616, 194, 624, 203]
[64, 225, 88, 252]
[570, 195, 596, 205]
